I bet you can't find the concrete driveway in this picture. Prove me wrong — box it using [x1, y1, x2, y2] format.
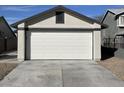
[0, 60, 124, 87]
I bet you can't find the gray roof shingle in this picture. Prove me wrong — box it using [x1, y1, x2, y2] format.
[108, 8, 124, 15]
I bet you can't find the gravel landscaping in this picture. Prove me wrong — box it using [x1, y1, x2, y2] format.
[0, 63, 18, 80]
[0, 51, 18, 80]
[98, 57, 124, 80]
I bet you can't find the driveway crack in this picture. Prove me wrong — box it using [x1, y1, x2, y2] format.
[60, 61, 64, 87]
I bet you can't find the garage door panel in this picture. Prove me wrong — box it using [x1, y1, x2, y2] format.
[26, 31, 92, 59]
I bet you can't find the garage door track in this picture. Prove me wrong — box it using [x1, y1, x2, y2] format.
[0, 60, 124, 87]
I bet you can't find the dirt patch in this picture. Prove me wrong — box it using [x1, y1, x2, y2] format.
[0, 63, 18, 80]
[98, 57, 124, 80]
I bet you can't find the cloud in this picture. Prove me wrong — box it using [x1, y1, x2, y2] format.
[6, 17, 20, 20]
[0, 5, 37, 12]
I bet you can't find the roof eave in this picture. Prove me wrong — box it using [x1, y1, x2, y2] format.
[11, 5, 105, 28]
[115, 12, 124, 19]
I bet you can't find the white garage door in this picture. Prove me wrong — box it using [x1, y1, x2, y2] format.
[26, 30, 93, 59]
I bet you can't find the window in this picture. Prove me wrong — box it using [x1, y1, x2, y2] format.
[118, 16, 124, 26]
[56, 12, 64, 24]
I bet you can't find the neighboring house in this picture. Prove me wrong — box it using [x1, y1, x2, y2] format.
[11, 5, 106, 61]
[0, 16, 17, 53]
[101, 9, 124, 48]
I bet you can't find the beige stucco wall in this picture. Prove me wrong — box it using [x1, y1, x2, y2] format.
[93, 30, 101, 61]
[28, 12, 101, 29]
[17, 23, 25, 61]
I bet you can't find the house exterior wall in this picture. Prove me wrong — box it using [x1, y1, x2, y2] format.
[28, 12, 101, 29]
[17, 23, 25, 61]
[0, 17, 17, 54]
[18, 28, 101, 61]
[102, 11, 124, 59]
[102, 11, 124, 46]
[119, 28, 124, 31]
[17, 10, 102, 61]
[93, 30, 101, 61]
[102, 12, 118, 45]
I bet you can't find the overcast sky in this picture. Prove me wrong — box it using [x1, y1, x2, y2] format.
[0, 5, 124, 24]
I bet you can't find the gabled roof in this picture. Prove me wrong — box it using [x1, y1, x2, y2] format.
[11, 5, 107, 28]
[108, 8, 124, 19]
[108, 8, 124, 15]
[0, 16, 16, 38]
[101, 8, 124, 23]
[101, 10, 115, 23]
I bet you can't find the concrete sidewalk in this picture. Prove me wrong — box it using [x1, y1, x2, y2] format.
[0, 51, 18, 63]
[0, 60, 124, 87]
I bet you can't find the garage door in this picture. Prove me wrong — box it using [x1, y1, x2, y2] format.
[26, 30, 93, 59]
